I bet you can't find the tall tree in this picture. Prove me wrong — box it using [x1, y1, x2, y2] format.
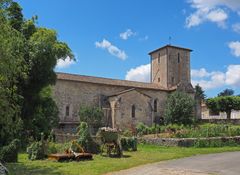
[195, 84, 206, 100]
[21, 28, 73, 138]
[0, 12, 25, 146]
[218, 88, 234, 97]
[6, 1, 23, 31]
[164, 91, 195, 125]
[1, 0, 74, 142]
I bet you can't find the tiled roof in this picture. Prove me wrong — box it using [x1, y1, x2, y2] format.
[148, 44, 192, 55]
[57, 72, 176, 91]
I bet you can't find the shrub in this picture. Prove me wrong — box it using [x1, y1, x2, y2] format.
[136, 122, 148, 136]
[193, 138, 239, 148]
[122, 129, 133, 137]
[164, 91, 195, 125]
[173, 123, 240, 138]
[27, 133, 47, 160]
[77, 122, 100, 154]
[47, 142, 58, 154]
[27, 141, 46, 160]
[47, 142, 71, 153]
[120, 137, 137, 151]
[48, 129, 56, 142]
[0, 139, 20, 163]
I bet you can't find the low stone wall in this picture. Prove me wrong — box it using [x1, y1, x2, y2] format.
[138, 136, 240, 147]
[200, 119, 240, 124]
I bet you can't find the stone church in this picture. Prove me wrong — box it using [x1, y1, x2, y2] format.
[53, 45, 195, 133]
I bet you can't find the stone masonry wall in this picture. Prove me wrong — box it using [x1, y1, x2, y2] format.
[52, 79, 169, 131]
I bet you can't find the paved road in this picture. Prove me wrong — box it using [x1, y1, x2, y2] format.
[109, 151, 240, 175]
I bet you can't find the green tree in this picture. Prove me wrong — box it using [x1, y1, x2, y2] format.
[164, 91, 195, 125]
[0, 10, 25, 146]
[1, 1, 73, 144]
[21, 28, 73, 137]
[79, 106, 103, 130]
[6, 1, 23, 31]
[195, 84, 206, 100]
[218, 88, 234, 97]
[206, 96, 240, 119]
[205, 98, 219, 115]
[31, 87, 59, 139]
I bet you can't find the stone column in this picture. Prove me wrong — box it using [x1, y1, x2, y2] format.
[110, 101, 117, 129]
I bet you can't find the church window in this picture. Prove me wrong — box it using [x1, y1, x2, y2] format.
[172, 77, 174, 83]
[131, 105, 135, 118]
[158, 77, 160, 82]
[154, 99, 157, 112]
[65, 105, 70, 116]
[177, 53, 180, 63]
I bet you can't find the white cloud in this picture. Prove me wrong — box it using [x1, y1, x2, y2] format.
[95, 39, 127, 60]
[186, 8, 228, 28]
[125, 63, 240, 90]
[228, 41, 240, 57]
[56, 56, 75, 69]
[125, 64, 150, 82]
[192, 71, 225, 90]
[192, 65, 240, 90]
[186, 0, 240, 28]
[225, 65, 240, 87]
[191, 68, 211, 78]
[139, 35, 149, 41]
[120, 29, 136, 40]
[232, 23, 240, 33]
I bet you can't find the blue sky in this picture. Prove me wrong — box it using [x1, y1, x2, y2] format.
[17, 0, 240, 97]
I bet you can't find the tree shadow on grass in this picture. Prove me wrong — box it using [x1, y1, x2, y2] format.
[101, 154, 131, 158]
[6, 162, 63, 175]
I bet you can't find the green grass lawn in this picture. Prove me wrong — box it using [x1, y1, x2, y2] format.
[6, 144, 240, 175]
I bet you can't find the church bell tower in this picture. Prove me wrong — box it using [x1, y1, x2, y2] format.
[149, 45, 192, 89]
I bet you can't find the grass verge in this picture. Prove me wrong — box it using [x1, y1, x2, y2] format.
[6, 144, 240, 175]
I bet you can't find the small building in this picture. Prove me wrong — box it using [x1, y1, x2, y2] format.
[201, 102, 240, 119]
[53, 45, 195, 133]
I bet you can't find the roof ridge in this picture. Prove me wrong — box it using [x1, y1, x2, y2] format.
[56, 72, 153, 85]
[56, 72, 175, 91]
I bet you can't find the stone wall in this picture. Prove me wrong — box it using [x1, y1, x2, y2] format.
[202, 110, 240, 119]
[167, 47, 191, 87]
[53, 79, 169, 132]
[109, 89, 153, 129]
[201, 119, 240, 124]
[150, 46, 191, 89]
[151, 48, 168, 87]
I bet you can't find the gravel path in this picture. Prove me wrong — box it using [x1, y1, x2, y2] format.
[108, 151, 240, 175]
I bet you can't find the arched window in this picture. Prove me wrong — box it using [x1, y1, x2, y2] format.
[65, 105, 70, 116]
[131, 105, 135, 118]
[154, 99, 157, 112]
